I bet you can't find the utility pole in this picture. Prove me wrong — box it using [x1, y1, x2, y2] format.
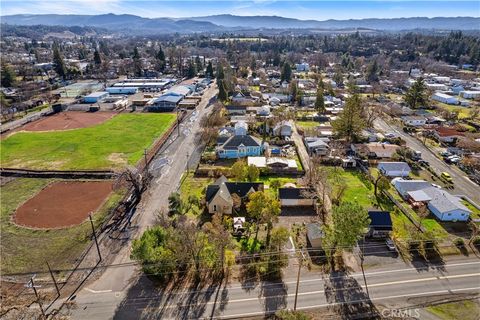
[89, 214, 102, 262]
[46, 261, 60, 297]
[360, 237, 370, 298]
[29, 276, 46, 319]
[186, 152, 190, 174]
[293, 249, 303, 311]
[143, 148, 148, 173]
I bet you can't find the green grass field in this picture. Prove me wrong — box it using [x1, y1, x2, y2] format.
[426, 300, 480, 320]
[1, 178, 122, 274]
[1, 113, 176, 170]
[327, 167, 376, 208]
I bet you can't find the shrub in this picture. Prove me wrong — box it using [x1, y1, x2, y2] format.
[472, 236, 480, 246]
[454, 237, 465, 247]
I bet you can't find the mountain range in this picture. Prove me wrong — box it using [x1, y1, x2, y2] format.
[2, 13, 479, 34]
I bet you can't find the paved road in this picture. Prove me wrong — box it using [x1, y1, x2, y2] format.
[374, 118, 480, 204]
[71, 256, 480, 319]
[66, 84, 218, 318]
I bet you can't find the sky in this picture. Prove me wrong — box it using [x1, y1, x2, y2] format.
[1, 1, 479, 20]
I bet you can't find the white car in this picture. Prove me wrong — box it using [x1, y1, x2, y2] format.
[386, 239, 396, 251]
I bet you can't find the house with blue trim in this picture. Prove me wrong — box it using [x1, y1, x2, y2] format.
[217, 135, 264, 159]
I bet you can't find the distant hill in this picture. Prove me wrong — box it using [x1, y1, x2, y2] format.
[190, 14, 480, 31]
[0, 14, 224, 34]
[2, 13, 479, 34]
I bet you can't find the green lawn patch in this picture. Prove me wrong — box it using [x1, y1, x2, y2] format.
[296, 121, 319, 129]
[179, 172, 214, 201]
[462, 200, 480, 220]
[327, 167, 375, 209]
[1, 178, 122, 274]
[1, 113, 176, 170]
[426, 300, 480, 320]
[435, 103, 470, 119]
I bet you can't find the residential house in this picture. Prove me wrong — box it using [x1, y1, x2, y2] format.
[460, 91, 480, 99]
[206, 176, 264, 214]
[367, 211, 393, 238]
[352, 143, 400, 159]
[378, 162, 411, 177]
[225, 105, 247, 116]
[391, 178, 432, 199]
[422, 187, 471, 222]
[257, 105, 271, 117]
[402, 115, 427, 127]
[231, 92, 258, 106]
[234, 121, 248, 136]
[279, 188, 315, 207]
[434, 127, 465, 143]
[273, 120, 293, 138]
[304, 137, 330, 156]
[217, 135, 263, 159]
[296, 63, 310, 72]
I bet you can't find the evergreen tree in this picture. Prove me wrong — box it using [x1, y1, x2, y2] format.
[315, 84, 325, 114]
[206, 61, 214, 78]
[405, 77, 429, 109]
[1, 63, 16, 87]
[52, 45, 66, 79]
[187, 61, 196, 79]
[281, 62, 292, 83]
[156, 46, 166, 71]
[332, 93, 365, 142]
[216, 64, 225, 81]
[93, 49, 102, 65]
[218, 79, 228, 102]
[366, 59, 379, 83]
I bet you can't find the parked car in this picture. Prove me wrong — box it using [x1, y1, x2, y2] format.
[418, 159, 429, 167]
[441, 172, 453, 182]
[386, 239, 396, 251]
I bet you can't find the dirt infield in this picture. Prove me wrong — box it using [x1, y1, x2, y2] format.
[14, 180, 113, 229]
[17, 111, 117, 132]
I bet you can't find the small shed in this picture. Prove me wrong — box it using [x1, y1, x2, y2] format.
[306, 223, 324, 249]
[367, 211, 393, 238]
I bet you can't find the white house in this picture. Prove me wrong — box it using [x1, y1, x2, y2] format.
[460, 90, 480, 99]
[296, 63, 310, 72]
[431, 92, 458, 105]
[378, 162, 411, 177]
[234, 121, 248, 136]
[402, 115, 427, 126]
[422, 187, 471, 222]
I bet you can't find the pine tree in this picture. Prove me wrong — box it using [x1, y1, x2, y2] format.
[52, 45, 66, 79]
[332, 93, 365, 142]
[216, 64, 225, 81]
[156, 46, 166, 71]
[366, 59, 379, 83]
[405, 77, 428, 109]
[1, 63, 16, 87]
[93, 49, 102, 65]
[187, 61, 196, 79]
[218, 79, 228, 102]
[281, 62, 292, 83]
[206, 61, 214, 78]
[315, 85, 325, 114]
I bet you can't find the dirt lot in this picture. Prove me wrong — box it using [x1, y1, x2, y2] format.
[14, 180, 113, 228]
[13, 111, 117, 132]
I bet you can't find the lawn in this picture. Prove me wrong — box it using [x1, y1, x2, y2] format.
[296, 121, 319, 129]
[435, 102, 470, 119]
[462, 199, 480, 220]
[179, 172, 214, 201]
[0, 178, 122, 274]
[1, 113, 176, 170]
[426, 300, 480, 320]
[326, 167, 376, 208]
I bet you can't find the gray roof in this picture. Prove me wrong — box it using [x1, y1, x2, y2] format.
[221, 135, 261, 149]
[153, 94, 183, 104]
[306, 223, 324, 241]
[392, 179, 432, 196]
[422, 187, 471, 214]
[378, 162, 411, 173]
